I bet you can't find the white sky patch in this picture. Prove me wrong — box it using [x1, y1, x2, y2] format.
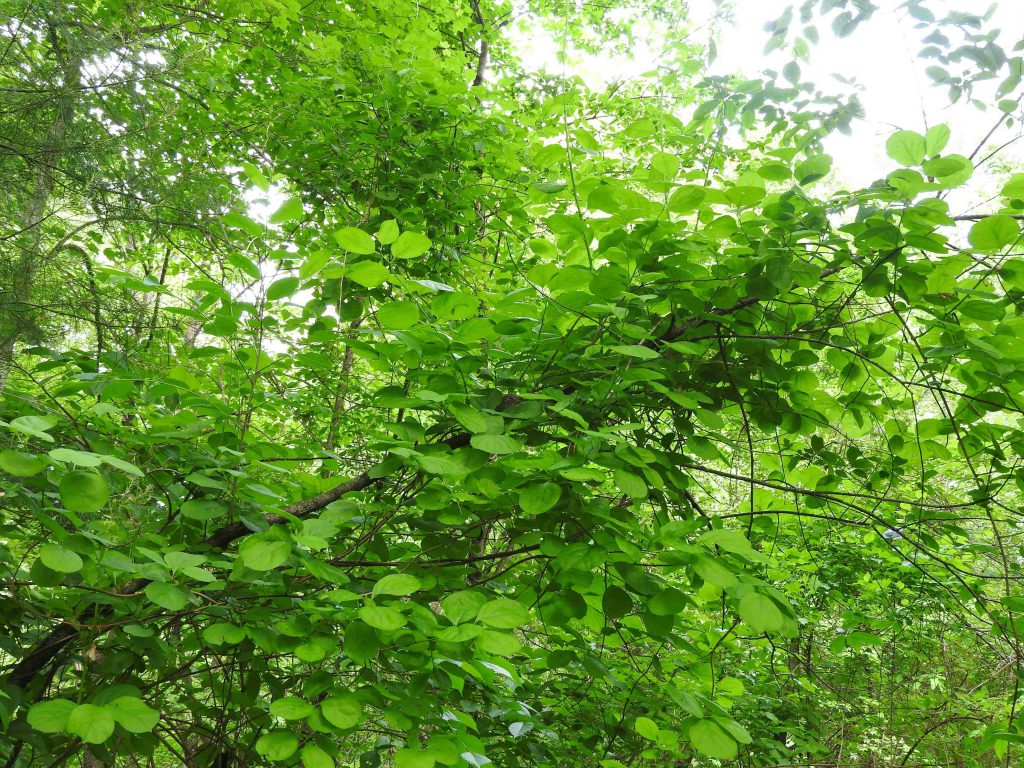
[244, 182, 288, 225]
[510, 0, 1024, 210]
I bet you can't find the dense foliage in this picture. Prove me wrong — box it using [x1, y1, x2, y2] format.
[2, 0, 1024, 766]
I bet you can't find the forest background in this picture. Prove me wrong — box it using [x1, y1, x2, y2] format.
[2, 0, 1024, 767]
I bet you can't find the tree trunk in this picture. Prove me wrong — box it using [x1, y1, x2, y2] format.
[0, 25, 79, 395]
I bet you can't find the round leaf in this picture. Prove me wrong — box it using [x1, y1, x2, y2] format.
[476, 598, 530, 629]
[693, 554, 737, 589]
[66, 703, 115, 744]
[602, 586, 633, 619]
[109, 696, 159, 733]
[302, 744, 335, 768]
[0, 449, 47, 476]
[27, 699, 75, 734]
[239, 536, 292, 571]
[181, 499, 226, 521]
[346, 261, 391, 287]
[377, 301, 420, 330]
[886, 130, 926, 166]
[518, 482, 561, 515]
[442, 590, 488, 624]
[8, 414, 58, 440]
[270, 696, 314, 720]
[145, 581, 189, 611]
[358, 604, 407, 631]
[689, 719, 738, 760]
[38, 543, 83, 573]
[321, 695, 364, 729]
[969, 215, 1020, 250]
[395, 748, 436, 768]
[371, 573, 422, 598]
[649, 587, 686, 616]
[59, 470, 110, 513]
[391, 231, 432, 259]
[267, 276, 301, 300]
[256, 730, 299, 761]
[635, 716, 660, 740]
[738, 592, 784, 632]
[334, 227, 375, 254]
[614, 468, 647, 500]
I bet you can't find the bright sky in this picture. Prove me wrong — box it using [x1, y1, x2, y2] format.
[248, 1, 1022, 227]
[511, 0, 1024, 213]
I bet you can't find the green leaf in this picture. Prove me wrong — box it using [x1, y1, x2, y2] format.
[395, 748, 436, 768]
[109, 696, 159, 733]
[602, 586, 633, 619]
[634, 716, 660, 740]
[101, 455, 144, 477]
[376, 219, 400, 245]
[334, 227, 376, 254]
[8, 414, 59, 440]
[300, 250, 331, 278]
[689, 719, 738, 760]
[145, 581, 189, 611]
[344, 621, 379, 664]
[302, 744, 335, 768]
[442, 590, 487, 624]
[239, 536, 292, 571]
[969, 215, 1020, 250]
[269, 195, 303, 224]
[359, 604, 407, 630]
[27, 699, 75, 734]
[346, 261, 391, 287]
[794, 154, 831, 184]
[476, 598, 530, 628]
[256, 730, 300, 761]
[699, 529, 764, 560]
[518, 483, 561, 515]
[242, 161, 270, 191]
[59, 471, 109, 513]
[391, 231, 432, 259]
[48, 448, 102, 467]
[738, 592, 784, 632]
[922, 155, 970, 178]
[1002, 173, 1024, 199]
[470, 433, 522, 455]
[448, 404, 495, 434]
[321, 695, 364, 729]
[608, 344, 659, 360]
[371, 573, 422, 597]
[38, 543, 83, 573]
[270, 697, 314, 720]
[614, 468, 647, 500]
[0, 449, 47, 476]
[886, 130, 926, 166]
[66, 703, 116, 744]
[692, 554, 737, 588]
[757, 161, 791, 181]
[267, 276, 301, 300]
[180, 499, 226, 521]
[377, 300, 420, 329]
[649, 587, 687, 616]
[924, 124, 951, 156]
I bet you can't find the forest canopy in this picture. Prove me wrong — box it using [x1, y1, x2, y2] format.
[2, 0, 1024, 766]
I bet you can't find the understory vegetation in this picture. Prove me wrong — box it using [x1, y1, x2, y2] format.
[2, 0, 1024, 766]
